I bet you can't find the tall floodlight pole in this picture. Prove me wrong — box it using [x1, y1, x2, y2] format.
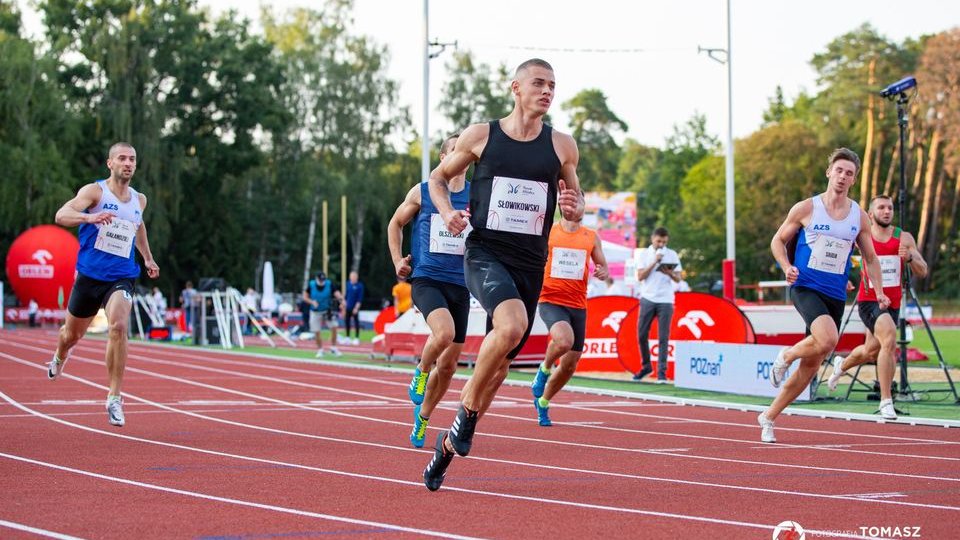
[724, 0, 734, 263]
[421, 1, 456, 183]
[699, 0, 736, 300]
[421, 0, 430, 183]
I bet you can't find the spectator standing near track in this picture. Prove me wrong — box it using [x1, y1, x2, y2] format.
[633, 227, 682, 383]
[531, 216, 608, 426]
[303, 271, 342, 357]
[421, 58, 584, 491]
[28, 298, 39, 328]
[343, 271, 365, 345]
[761, 148, 889, 443]
[180, 280, 197, 331]
[392, 278, 412, 317]
[387, 134, 472, 449]
[827, 195, 927, 419]
[48, 142, 160, 427]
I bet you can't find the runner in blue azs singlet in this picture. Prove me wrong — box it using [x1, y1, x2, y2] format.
[421, 58, 585, 491]
[388, 134, 471, 449]
[48, 142, 160, 428]
[759, 148, 890, 444]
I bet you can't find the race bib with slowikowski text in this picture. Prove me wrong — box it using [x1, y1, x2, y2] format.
[486, 176, 548, 236]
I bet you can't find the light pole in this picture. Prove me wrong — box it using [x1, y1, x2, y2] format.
[699, 0, 735, 300]
[421, 0, 455, 182]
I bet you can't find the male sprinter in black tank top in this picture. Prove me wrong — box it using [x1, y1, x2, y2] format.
[422, 58, 584, 491]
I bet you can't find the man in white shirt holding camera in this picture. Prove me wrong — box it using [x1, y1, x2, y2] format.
[634, 227, 682, 383]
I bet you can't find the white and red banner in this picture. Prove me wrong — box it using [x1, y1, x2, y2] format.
[577, 292, 756, 377]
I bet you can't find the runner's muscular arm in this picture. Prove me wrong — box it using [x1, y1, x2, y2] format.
[554, 131, 583, 221]
[387, 185, 421, 279]
[771, 199, 812, 284]
[898, 231, 928, 279]
[55, 183, 112, 227]
[135, 193, 159, 279]
[856, 209, 889, 309]
[591, 231, 609, 281]
[429, 123, 485, 235]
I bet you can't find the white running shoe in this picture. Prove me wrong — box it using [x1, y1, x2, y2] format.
[879, 399, 898, 420]
[352, 338, 359, 346]
[771, 347, 789, 388]
[329, 347, 342, 357]
[758, 413, 776, 443]
[106, 396, 125, 427]
[47, 355, 68, 380]
[827, 355, 846, 392]
[315, 348, 326, 358]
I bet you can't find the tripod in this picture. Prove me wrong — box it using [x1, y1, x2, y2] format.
[889, 89, 959, 404]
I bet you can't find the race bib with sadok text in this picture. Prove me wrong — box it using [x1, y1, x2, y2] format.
[807, 234, 852, 274]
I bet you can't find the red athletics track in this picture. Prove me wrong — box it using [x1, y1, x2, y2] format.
[1, 328, 959, 539]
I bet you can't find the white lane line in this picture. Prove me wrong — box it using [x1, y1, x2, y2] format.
[118, 337, 960, 442]
[19, 333, 957, 444]
[0, 451, 478, 540]
[116, 349, 960, 463]
[0, 518, 84, 540]
[5, 356, 960, 511]
[0, 392, 890, 538]
[4, 350, 960, 487]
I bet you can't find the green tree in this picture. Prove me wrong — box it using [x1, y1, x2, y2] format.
[0, 8, 78, 278]
[263, 1, 412, 296]
[639, 113, 718, 235]
[438, 50, 512, 131]
[734, 120, 827, 284]
[562, 88, 628, 191]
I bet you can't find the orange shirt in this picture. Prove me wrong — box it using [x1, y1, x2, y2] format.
[539, 224, 596, 309]
[392, 281, 412, 315]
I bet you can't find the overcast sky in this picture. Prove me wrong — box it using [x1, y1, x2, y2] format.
[19, 0, 960, 147]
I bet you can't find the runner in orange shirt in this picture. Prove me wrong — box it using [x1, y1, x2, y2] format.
[530, 216, 608, 425]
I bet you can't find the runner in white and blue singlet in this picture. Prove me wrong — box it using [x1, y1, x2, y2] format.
[48, 142, 160, 427]
[388, 134, 471, 449]
[759, 148, 889, 443]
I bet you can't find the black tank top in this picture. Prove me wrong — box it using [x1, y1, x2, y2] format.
[467, 120, 562, 272]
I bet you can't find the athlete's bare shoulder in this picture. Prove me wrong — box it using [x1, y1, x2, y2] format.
[458, 122, 491, 159]
[550, 129, 578, 165]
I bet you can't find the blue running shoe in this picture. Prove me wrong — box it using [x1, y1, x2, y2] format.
[534, 398, 551, 426]
[408, 368, 428, 405]
[531, 367, 549, 398]
[410, 405, 429, 448]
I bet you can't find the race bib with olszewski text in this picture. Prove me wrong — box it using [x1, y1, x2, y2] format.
[429, 213, 471, 255]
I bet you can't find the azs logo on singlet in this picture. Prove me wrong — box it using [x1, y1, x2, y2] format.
[103, 203, 120, 211]
[812, 224, 830, 231]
